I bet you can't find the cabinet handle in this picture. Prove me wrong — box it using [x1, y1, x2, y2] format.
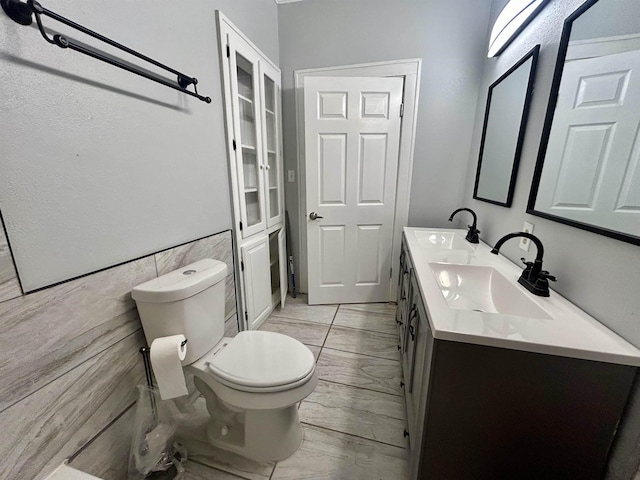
[397, 345, 401, 351]
[400, 380, 405, 388]
[403, 429, 410, 439]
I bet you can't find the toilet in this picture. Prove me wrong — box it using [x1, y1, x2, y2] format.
[131, 258, 318, 462]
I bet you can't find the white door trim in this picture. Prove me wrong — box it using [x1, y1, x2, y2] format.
[294, 58, 421, 300]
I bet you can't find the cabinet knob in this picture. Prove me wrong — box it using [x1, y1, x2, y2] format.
[265, 165, 271, 170]
[397, 345, 401, 351]
[403, 429, 410, 438]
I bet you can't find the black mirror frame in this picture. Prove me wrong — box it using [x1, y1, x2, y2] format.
[473, 44, 540, 207]
[527, 0, 640, 246]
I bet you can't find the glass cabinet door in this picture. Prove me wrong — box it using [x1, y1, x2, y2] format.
[231, 47, 266, 238]
[260, 62, 284, 228]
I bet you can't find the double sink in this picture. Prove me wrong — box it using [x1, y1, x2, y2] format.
[406, 228, 640, 365]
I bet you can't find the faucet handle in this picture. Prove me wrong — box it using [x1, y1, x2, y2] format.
[539, 270, 557, 282]
[520, 257, 534, 268]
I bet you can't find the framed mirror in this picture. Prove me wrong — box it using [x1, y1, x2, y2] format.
[528, 0, 640, 246]
[474, 45, 539, 207]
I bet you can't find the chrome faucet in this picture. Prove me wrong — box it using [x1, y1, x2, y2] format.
[490, 232, 556, 297]
[448, 208, 480, 244]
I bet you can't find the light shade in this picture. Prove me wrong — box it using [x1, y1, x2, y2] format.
[488, 0, 549, 57]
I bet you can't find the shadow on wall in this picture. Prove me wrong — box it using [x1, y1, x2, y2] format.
[0, 51, 190, 112]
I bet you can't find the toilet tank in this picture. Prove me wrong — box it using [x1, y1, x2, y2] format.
[131, 258, 228, 365]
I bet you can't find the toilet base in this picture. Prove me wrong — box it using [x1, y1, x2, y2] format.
[205, 405, 304, 461]
[193, 376, 306, 462]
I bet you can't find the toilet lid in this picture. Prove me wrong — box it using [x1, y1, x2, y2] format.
[207, 331, 315, 389]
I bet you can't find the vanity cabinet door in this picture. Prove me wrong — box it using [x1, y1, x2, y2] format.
[397, 239, 413, 360]
[408, 297, 435, 480]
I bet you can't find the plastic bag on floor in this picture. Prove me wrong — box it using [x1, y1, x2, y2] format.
[128, 385, 188, 480]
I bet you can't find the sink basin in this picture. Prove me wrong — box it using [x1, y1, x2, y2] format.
[428, 263, 552, 320]
[414, 231, 476, 252]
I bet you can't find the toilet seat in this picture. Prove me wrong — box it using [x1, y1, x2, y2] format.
[205, 331, 315, 393]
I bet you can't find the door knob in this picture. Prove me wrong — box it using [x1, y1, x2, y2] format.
[309, 212, 323, 220]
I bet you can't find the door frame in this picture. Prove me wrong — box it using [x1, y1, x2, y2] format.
[294, 58, 422, 300]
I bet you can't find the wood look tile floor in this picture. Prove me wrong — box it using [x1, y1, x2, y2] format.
[182, 294, 408, 480]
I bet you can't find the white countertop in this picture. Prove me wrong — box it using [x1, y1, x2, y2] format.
[404, 227, 640, 366]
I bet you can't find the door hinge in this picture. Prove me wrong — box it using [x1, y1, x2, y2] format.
[400, 103, 404, 118]
[226, 44, 230, 58]
[245, 311, 248, 321]
[232, 139, 237, 151]
[390, 267, 393, 278]
[241, 261, 245, 271]
[239, 221, 243, 231]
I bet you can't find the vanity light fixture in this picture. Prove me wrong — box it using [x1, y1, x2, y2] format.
[488, 0, 550, 57]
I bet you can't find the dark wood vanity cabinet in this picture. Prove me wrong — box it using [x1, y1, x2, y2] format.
[398, 238, 637, 480]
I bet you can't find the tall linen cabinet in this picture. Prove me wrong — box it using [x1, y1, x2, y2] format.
[218, 12, 287, 330]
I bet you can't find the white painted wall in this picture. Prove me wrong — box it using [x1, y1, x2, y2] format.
[0, 0, 278, 291]
[462, 1, 640, 478]
[277, 0, 491, 292]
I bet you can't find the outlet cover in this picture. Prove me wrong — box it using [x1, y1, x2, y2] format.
[519, 221, 534, 251]
[287, 170, 296, 183]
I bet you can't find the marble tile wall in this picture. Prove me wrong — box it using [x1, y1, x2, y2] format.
[0, 217, 21, 302]
[0, 229, 237, 480]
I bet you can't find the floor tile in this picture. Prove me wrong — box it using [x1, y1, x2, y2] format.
[340, 302, 397, 316]
[271, 424, 408, 480]
[175, 398, 274, 480]
[272, 294, 338, 325]
[259, 316, 330, 347]
[298, 380, 406, 447]
[333, 307, 397, 336]
[317, 348, 402, 396]
[184, 461, 251, 480]
[324, 325, 398, 360]
[307, 344, 322, 361]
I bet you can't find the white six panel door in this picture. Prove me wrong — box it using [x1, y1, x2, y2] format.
[304, 76, 404, 304]
[536, 49, 640, 235]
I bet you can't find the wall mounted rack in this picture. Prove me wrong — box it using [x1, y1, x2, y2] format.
[1, 0, 212, 103]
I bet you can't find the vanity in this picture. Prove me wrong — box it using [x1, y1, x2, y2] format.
[397, 227, 640, 479]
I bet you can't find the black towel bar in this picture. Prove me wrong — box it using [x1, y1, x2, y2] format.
[1, 0, 212, 103]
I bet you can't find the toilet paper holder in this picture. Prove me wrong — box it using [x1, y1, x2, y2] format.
[138, 338, 187, 422]
[139, 339, 188, 389]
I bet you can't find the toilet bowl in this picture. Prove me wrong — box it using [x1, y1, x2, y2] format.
[131, 258, 317, 462]
[187, 330, 317, 460]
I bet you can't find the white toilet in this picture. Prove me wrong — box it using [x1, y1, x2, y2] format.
[131, 258, 318, 462]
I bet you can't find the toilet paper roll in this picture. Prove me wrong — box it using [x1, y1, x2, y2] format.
[150, 335, 188, 400]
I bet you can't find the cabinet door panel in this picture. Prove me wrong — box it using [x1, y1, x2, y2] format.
[261, 62, 284, 228]
[228, 40, 267, 238]
[278, 227, 288, 307]
[242, 235, 272, 329]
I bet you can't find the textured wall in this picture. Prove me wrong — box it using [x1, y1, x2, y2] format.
[0, 0, 276, 477]
[460, 1, 640, 478]
[277, 0, 492, 292]
[0, 0, 278, 292]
